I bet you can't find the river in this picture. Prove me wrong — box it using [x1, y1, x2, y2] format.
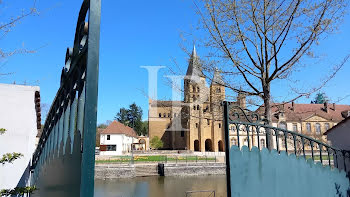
[94, 175, 227, 197]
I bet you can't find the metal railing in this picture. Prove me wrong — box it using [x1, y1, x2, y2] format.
[95, 155, 219, 165]
[223, 101, 350, 197]
[30, 1, 100, 196]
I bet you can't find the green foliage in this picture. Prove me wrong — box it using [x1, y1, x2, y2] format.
[97, 123, 108, 129]
[0, 128, 6, 135]
[0, 186, 37, 196]
[0, 128, 37, 196]
[114, 103, 144, 136]
[150, 136, 163, 150]
[312, 92, 329, 104]
[1, 152, 23, 165]
[141, 121, 148, 136]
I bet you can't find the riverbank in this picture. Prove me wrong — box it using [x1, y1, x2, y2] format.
[94, 162, 226, 179]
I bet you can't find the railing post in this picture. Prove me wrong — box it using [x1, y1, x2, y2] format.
[223, 101, 231, 197]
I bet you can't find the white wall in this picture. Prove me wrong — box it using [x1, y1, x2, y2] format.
[100, 134, 137, 155]
[0, 84, 39, 190]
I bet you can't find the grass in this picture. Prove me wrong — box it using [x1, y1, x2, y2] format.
[96, 155, 217, 164]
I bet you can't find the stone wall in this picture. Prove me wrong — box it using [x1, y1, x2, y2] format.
[95, 164, 135, 179]
[164, 163, 226, 176]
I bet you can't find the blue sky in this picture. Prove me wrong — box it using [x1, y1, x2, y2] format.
[1, 0, 350, 124]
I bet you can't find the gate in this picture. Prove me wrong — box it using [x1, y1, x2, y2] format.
[30, 0, 100, 196]
[223, 101, 350, 197]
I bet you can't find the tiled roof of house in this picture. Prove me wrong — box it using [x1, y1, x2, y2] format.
[257, 103, 350, 122]
[100, 120, 137, 137]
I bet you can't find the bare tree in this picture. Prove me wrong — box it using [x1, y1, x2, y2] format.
[0, 0, 38, 74]
[192, 0, 349, 146]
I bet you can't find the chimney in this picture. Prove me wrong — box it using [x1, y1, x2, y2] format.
[332, 103, 336, 111]
[324, 102, 328, 113]
[292, 101, 295, 111]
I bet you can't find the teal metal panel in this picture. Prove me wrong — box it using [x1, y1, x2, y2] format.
[229, 146, 350, 197]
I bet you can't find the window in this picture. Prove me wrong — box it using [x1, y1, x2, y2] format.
[315, 123, 321, 135]
[106, 145, 116, 151]
[197, 87, 200, 92]
[293, 123, 298, 132]
[193, 106, 196, 110]
[195, 123, 198, 128]
[197, 105, 200, 110]
[163, 113, 166, 117]
[325, 123, 330, 131]
[207, 119, 210, 125]
[107, 135, 110, 140]
[219, 123, 221, 128]
[260, 139, 266, 148]
[174, 113, 177, 117]
[306, 123, 311, 133]
[159, 113, 161, 118]
[193, 86, 196, 92]
[168, 113, 170, 117]
[216, 88, 221, 93]
[181, 131, 184, 137]
[279, 122, 287, 130]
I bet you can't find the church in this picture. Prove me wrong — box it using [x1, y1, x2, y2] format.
[148, 46, 246, 152]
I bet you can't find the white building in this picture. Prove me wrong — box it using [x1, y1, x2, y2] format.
[99, 121, 138, 155]
[0, 83, 41, 190]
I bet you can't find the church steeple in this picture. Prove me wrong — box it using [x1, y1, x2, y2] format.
[211, 68, 224, 85]
[186, 45, 205, 78]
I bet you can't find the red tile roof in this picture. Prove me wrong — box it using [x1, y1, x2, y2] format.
[100, 120, 138, 137]
[257, 103, 350, 122]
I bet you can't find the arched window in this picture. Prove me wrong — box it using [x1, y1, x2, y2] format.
[159, 113, 161, 118]
[197, 87, 200, 92]
[219, 123, 221, 128]
[193, 106, 196, 110]
[315, 123, 321, 135]
[306, 123, 311, 133]
[197, 105, 200, 110]
[279, 122, 287, 130]
[193, 86, 196, 92]
[168, 113, 170, 117]
[325, 123, 330, 131]
[195, 123, 198, 128]
[163, 113, 166, 118]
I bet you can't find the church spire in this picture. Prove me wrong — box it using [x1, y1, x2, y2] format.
[186, 45, 204, 78]
[212, 68, 224, 85]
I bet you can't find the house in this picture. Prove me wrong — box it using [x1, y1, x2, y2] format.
[99, 121, 138, 155]
[256, 102, 350, 144]
[0, 83, 41, 190]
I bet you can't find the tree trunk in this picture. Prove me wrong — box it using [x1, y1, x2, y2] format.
[263, 84, 274, 151]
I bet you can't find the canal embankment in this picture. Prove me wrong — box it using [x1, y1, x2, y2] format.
[95, 162, 226, 179]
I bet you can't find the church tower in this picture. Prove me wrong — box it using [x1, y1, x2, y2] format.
[210, 68, 225, 152]
[183, 45, 209, 152]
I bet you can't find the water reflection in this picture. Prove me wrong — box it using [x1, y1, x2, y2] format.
[94, 175, 227, 197]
